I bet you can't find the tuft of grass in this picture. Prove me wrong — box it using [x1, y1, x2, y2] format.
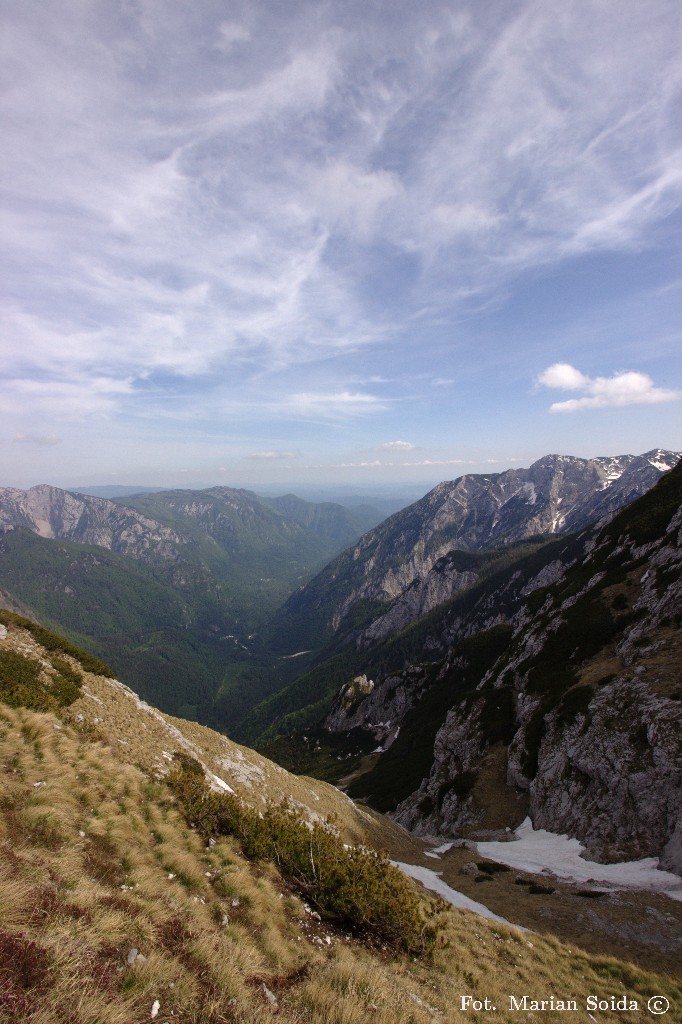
[167, 761, 433, 953]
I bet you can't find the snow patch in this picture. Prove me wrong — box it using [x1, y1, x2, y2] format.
[522, 482, 537, 505]
[475, 818, 682, 900]
[424, 841, 455, 860]
[393, 861, 522, 927]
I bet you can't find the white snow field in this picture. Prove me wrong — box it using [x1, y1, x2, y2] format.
[474, 818, 682, 901]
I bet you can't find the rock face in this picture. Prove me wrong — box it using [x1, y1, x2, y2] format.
[527, 678, 682, 866]
[323, 462, 682, 874]
[389, 463, 682, 871]
[324, 669, 428, 749]
[281, 450, 680, 642]
[357, 558, 480, 646]
[0, 485, 185, 562]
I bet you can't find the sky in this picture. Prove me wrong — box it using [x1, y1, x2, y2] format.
[2, 0, 681, 495]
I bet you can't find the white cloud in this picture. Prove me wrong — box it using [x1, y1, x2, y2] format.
[538, 364, 681, 412]
[536, 363, 590, 391]
[310, 161, 401, 239]
[13, 433, 60, 446]
[380, 440, 416, 451]
[385, 2, 682, 281]
[332, 460, 383, 468]
[402, 459, 472, 467]
[2, 377, 134, 420]
[216, 22, 250, 51]
[197, 44, 338, 131]
[248, 450, 299, 460]
[328, 457, 478, 469]
[423, 203, 500, 247]
[284, 391, 388, 419]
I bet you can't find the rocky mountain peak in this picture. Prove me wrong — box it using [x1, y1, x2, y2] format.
[280, 450, 680, 645]
[0, 483, 186, 560]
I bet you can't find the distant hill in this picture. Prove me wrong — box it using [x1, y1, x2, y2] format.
[71, 484, 172, 498]
[0, 484, 380, 726]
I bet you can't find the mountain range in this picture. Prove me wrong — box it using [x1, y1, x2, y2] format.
[0, 450, 678, 740]
[243, 449, 680, 740]
[1, 451, 682, 1016]
[0, 484, 381, 725]
[271, 449, 680, 643]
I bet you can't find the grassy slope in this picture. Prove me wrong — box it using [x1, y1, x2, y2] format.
[1, 622, 680, 1022]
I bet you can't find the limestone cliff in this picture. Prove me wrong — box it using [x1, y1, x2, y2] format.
[321, 462, 682, 874]
[0, 484, 186, 562]
[392, 463, 682, 871]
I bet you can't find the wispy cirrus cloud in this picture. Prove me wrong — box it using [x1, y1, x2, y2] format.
[283, 391, 388, 419]
[248, 450, 299, 461]
[537, 363, 682, 412]
[1, 2, 680, 484]
[2, 373, 134, 419]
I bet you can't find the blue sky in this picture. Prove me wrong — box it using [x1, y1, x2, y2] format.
[2, 0, 681, 493]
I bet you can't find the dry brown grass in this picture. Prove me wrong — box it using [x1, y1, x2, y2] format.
[1, 625, 681, 1022]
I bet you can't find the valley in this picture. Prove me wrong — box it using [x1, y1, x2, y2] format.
[0, 484, 383, 728]
[0, 449, 681, 1017]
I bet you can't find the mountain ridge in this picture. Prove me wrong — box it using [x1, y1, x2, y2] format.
[308, 460, 682, 875]
[274, 449, 680, 651]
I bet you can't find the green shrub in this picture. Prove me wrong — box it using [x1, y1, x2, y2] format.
[0, 648, 83, 712]
[48, 655, 82, 685]
[0, 610, 114, 677]
[166, 763, 432, 953]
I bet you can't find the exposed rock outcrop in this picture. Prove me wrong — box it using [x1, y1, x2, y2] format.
[283, 450, 680, 643]
[324, 668, 427, 749]
[374, 462, 682, 872]
[0, 485, 186, 562]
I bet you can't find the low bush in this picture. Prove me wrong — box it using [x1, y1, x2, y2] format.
[0, 610, 114, 677]
[0, 648, 83, 712]
[166, 761, 433, 954]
